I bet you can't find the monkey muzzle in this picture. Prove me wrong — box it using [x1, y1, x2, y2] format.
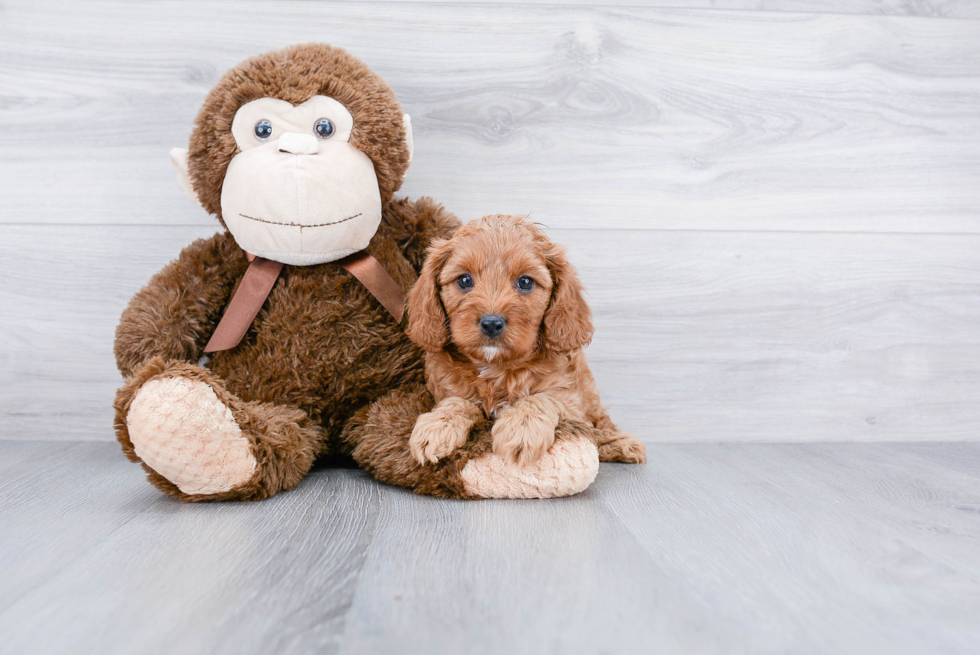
[219, 132, 383, 266]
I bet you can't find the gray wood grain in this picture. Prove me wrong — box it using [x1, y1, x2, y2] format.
[3, 224, 979, 443]
[1, 1, 979, 232]
[1, 440, 977, 654]
[0, 441, 383, 655]
[595, 442, 980, 654]
[886, 442, 980, 481]
[0, 2, 978, 444]
[335, 1, 980, 18]
[0, 442, 166, 615]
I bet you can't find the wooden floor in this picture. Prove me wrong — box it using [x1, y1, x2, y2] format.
[1, 440, 977, 654]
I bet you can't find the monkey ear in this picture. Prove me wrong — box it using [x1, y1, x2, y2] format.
[406, 239, 451, 352]
[170, 147, 201, 206]
[403, 114, 414, 164]
[543, 244, 594, 353]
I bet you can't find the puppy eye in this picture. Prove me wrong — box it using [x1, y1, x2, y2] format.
[456, 274, 474, 291]
[516, 276, 535, 293]
[314, 118, 335, 139]
[254, 119, 273, 141]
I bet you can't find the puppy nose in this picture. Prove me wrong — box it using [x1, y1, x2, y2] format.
[277, 132, 320, 155]
[480, 314, 506, 338]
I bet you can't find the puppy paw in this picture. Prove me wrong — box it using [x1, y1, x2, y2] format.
[598, 433, 647, 464]
[492, 404, 559, 467]
[410, 411, 471, 465]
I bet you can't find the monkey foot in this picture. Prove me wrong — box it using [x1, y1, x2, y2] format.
[460, 437, 599, 499]
[127, 376, 257, 496]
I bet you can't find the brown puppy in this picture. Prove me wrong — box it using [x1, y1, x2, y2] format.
[406, 214, 647, 467]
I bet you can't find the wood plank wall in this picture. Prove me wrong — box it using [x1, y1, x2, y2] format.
[1, 1, 978, 442]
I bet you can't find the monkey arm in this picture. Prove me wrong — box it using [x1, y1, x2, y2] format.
[381, 196, 462, 273]
[341, 384, 600, 499]
[114, 231, 247, 378]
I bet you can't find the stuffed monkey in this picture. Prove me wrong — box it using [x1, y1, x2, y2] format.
[113, 44, 601, 501]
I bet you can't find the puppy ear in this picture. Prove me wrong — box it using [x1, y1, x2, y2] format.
[407, 238, 452, 351]
[543, 244, 594, 353]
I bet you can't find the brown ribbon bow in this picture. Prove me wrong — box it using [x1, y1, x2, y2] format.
[204, 251, 406, 353]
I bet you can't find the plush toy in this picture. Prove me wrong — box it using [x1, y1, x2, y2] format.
[113, 44, 602, 502]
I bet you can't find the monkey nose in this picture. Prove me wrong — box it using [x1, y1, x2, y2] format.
[277, 133, 320, 155]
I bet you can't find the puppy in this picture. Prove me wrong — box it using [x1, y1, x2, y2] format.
[405, 214, 647, 467]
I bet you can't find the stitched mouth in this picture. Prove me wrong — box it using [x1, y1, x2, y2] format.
[238, 212, 362, 228]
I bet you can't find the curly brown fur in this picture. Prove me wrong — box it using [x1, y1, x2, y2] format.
[406, 215, 646, 467]
[114, 234, 247, 378]
[188, 44, 411, 226]
[383, 197, 465, 274]
[341, 385, 479, 498]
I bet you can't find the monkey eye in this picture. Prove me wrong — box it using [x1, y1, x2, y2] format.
[314, 118, 335, 139]
[254, 119, 273, 141]
[516, 276, 535, 293]
[456, 274, 474, 291]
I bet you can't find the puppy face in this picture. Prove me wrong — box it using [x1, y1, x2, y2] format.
[407, 215, 593, 363]
[438, 221, 553, 363]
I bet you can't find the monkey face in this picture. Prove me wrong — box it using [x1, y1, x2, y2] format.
[178, 45, 414, 254]
[218, 96, 383, 265]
